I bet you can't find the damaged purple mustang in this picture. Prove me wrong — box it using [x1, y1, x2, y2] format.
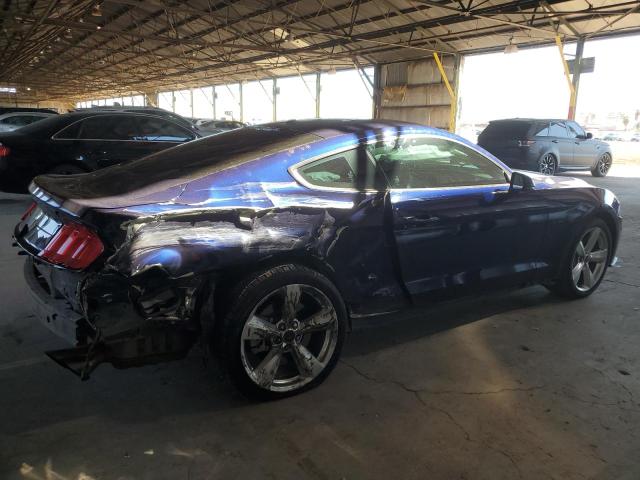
[14, 119, 621, 399]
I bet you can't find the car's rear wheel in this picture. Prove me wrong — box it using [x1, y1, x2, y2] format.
[47, 164, 86, 175]
[219, 264, 346, 400]
[538, 153, 557, 175]
[591, 152, 612, 177]
[546, 219, 611, 299]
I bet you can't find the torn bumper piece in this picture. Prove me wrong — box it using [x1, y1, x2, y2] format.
[46, 326, 196, 380]
[23, 256, 202, 379]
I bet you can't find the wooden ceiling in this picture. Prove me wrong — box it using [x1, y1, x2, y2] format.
[0, 0, 638, 103]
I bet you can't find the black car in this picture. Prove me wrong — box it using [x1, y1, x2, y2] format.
[0, 111, 199, 192]
[478, 119, 612, 177]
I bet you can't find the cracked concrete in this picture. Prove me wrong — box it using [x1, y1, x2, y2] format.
[1, 171, 640, 479]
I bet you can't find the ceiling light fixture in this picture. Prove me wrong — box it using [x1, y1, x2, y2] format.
[91, 3, 102, 17]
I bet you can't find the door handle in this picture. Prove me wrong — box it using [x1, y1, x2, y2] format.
[400, 214, 439, 223]
[551, 140, 559, 143]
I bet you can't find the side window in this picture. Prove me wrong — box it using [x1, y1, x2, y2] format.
[77, 116, 138, 140]
[55, 121, 82, 139]
[368, 136, 507, 189]
[533, 122, 550, 137]
[296, 148, 381, 190]
[548, 122, 568, 138]
[134, 117, 195, 142]
[566, 121, 585, 138]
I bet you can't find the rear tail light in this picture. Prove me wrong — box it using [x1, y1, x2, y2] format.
[40, 222, 104, 270]
[21, 202, 37, 221]
[0, 144, 10, 157]
[517, 140, 536, 147]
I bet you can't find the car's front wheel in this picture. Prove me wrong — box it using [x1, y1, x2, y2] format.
[546, 219, 611, 299]
[591, 152, 612, 177]
[538, 153, 557, 175]
[220, 264, 346, 400]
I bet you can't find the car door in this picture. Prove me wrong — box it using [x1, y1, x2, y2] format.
[547, 121, 575, 167]
[70, 115, 149, 169]
[370, 134, 550, 302]
[566, 121, 597, 167]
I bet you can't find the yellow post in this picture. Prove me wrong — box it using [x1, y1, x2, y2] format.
[555, 36, 577, 119]
[433, 52, 457, 132]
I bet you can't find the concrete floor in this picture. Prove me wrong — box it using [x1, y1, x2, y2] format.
[1, 167, 639, 480]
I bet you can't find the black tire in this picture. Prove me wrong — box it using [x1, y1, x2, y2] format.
[591, 152, 612, 177]
[218, 264, 347, 400]
[546, 218, 612, 299]
[47, 164, 86, 175]
[538, 153, 557, 175]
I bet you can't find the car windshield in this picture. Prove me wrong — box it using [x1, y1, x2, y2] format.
[71, 126, 320, 197]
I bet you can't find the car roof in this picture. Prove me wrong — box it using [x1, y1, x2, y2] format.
[251, 118, 446, 140]
[488, 118, 568, 123]
[0, 111, 52, 118]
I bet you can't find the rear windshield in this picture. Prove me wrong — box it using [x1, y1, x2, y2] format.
[480, 121, 532, 141]
[68, 126, 320, 197]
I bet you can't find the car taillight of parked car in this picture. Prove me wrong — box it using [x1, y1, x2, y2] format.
[517, 140, 536, 147]
[0, 143, 10, 157]
[40, 222, 104, 270]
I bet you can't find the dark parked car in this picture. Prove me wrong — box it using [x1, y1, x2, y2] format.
[14, 120, 621, 399]
[478, 119, 612, 177]
[0, 111, 199, 192]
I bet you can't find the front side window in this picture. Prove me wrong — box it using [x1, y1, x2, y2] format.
[368, 136, 507, 189]
[548, 122, 568, 138]
[566, 121, 585, 138]
[296, 148, 381, 190]
[134, 116, 195, 142]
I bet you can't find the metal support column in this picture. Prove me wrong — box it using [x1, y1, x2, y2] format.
[239, 82, 244, 123]
[372, 64, 382, 119]
[433, 52, 457, 133]
[212, 86, 216, 119]
[315, 72, 321, 118]
[273, 78, 278, 121]
[569, 37, 585, 120]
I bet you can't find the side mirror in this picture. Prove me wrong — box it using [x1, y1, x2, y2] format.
[509, 171, 535, 192]
[586, 132, 593, 139]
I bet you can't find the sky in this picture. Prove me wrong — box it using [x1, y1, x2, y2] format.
[457, 35, 640, 128]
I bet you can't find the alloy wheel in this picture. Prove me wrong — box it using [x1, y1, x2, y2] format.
[539, 154, 556, 175]
[598, 153, 612, 176]
[240, 284, 339, 392]
[571, 227, 609, 292]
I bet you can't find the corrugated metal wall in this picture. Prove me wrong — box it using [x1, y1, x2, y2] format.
[377, 55, 457, 130]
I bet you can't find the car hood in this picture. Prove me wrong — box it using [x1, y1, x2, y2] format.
[514, 170, 594, 190]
